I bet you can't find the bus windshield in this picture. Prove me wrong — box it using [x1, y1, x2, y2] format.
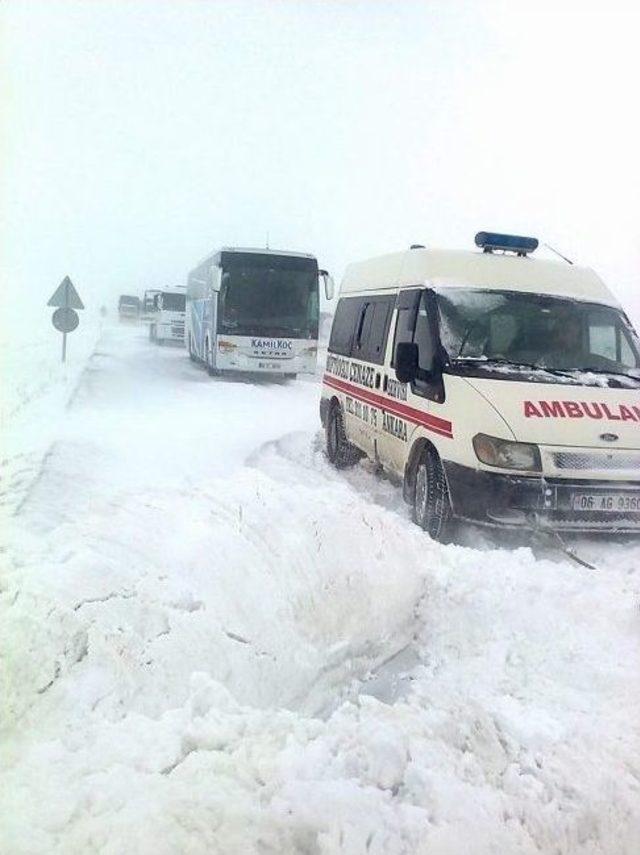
[436, 288, 640, 377]
[218, 260, 319, 338]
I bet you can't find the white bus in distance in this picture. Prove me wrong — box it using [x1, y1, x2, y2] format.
[149, 286, 186, 345]
[321, 232, 640, 540]
[186, 247, 334, 378]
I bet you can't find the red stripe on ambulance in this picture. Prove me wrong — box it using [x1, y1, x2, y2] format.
[323, 374, 453, 439]
[524, 400, 640, 422]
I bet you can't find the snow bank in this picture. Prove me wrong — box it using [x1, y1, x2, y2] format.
[2, 325, 639, 854]
[0, 315, 103, 518]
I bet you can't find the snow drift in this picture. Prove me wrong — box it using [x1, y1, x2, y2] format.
[1, 325, 639, 854]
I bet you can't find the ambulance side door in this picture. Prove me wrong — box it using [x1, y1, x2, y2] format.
[326, 296, 364, 447]
[379, 288, 444, 474]
[349, 295, 395, 456]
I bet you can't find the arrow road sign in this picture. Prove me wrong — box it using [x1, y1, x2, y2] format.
[47, 276, 84, 310]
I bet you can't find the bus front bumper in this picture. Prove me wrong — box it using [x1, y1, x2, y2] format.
[443, 461, 640, 533]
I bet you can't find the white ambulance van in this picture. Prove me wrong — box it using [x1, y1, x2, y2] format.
[320, 233, 640, 540]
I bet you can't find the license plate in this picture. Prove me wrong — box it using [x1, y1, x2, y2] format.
[258, 362, 280, 370]
[571, 493, 640, 512]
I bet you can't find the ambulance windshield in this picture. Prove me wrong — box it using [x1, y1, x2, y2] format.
[436, 289, 640, 378]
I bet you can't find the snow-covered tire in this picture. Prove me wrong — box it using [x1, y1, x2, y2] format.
[205, 339, 218, 376]
[413, 447, 452, 542]
[188, 335, 197, 362]
[326, 402, 361, 469]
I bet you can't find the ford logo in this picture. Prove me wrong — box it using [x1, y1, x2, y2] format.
[600, 433, 619, 442]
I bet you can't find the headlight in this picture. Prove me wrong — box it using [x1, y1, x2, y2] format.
[473, 433, 541, 472]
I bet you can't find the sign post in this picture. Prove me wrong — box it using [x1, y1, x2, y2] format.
[47, 276, 84, 363]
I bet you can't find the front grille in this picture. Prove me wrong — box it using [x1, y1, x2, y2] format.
[552, 451, 640, 471]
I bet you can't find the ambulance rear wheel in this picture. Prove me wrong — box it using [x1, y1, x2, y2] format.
[413, 448, 452, 542]
[326, 402, 361, 469]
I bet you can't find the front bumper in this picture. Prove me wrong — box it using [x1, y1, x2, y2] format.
[216, 353, 316, 375]
[157, 324, 185, 343]
[443, 461, 640, 533]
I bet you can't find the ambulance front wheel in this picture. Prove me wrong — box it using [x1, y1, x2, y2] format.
[413, 447, 452, 542]
[326, 402, 361, 469]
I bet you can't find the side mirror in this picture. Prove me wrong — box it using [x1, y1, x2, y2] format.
[395, 342, 419, 384]
[319, 270, 335, 301]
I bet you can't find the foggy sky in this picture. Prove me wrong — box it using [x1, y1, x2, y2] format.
[2, 0, 640, 338]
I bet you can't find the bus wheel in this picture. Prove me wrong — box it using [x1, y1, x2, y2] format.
[205, 340, 217, 376]
[326, 402, 361, 468]
[413, 447, 452, 542]
[284, 373, 297, 380]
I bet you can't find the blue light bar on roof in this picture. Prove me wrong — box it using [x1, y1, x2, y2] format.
[475, 231, 539, 256]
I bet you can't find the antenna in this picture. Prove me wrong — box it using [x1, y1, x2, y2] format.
[543, 242, 574, 265]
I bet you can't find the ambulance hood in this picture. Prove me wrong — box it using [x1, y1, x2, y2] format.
[464, 377, 640, 448]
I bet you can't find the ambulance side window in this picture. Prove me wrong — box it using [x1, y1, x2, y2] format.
[587, 311, 639, 368]
[392, 289, 422, 365]
[352, 302, 374, 361]
[329, 297, 363, 356]
[354, 297, 395, 365]
[392, 289, 434, 371]
[392, 289, 443, 402]
[413, 292, 435, 372]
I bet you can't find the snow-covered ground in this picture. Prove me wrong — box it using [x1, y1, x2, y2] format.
[1, 324, 639, 854]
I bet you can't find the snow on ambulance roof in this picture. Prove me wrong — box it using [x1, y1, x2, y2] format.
[340, 248, 619, 308]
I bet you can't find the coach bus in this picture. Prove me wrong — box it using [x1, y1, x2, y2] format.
[186, 247, 334, 378]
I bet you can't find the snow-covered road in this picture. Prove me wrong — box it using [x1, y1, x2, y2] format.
[2, 324, 640, 854]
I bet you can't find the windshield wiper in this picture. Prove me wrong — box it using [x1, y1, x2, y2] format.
[580, 366, 640, 383]
[452, 357, 578, 379]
